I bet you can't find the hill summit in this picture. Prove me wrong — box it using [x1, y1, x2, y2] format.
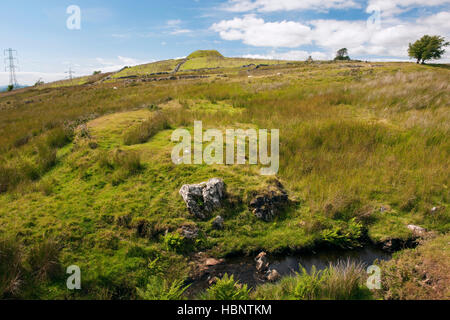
[187, 50, 224, 60]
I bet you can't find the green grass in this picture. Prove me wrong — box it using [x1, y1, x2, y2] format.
[251, 260, 372, 300]
[0, 60, 448, 299]
[180, 56, 285, 71]
[111, 59, 183, 78]
[376, 233, 450, 300]
[187, 50, 224, 59]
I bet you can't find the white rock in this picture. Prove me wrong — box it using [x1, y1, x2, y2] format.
[407, 224, 426, 235]
[267, 269, 281, 282]
[179, 178, 226, 220]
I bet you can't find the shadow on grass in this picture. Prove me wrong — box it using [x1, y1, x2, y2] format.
[424, 63, 450, 70]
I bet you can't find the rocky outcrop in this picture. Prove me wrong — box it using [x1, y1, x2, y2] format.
[212, 216, 224, 230]
[249, 180, 289, 222]
[179, 178, 226, 220]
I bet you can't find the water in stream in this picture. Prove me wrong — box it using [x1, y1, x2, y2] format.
[187, 246, 391, 296]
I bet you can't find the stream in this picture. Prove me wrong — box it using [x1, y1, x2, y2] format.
[186, 246, 391, 296]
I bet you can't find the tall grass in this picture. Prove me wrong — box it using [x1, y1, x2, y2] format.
[0, 237, 62, 299]
[252, 260, 370, 300]
[0, 237, 23, 298]
[28, 239, 62, 282]
[111, 150, 142, 175]
[123, 111, 170, 145]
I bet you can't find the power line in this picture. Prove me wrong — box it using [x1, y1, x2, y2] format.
[4, 48, 19, 87]
[65, 66, 76, 83]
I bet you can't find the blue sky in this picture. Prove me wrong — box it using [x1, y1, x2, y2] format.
[1, 0, 449, 85]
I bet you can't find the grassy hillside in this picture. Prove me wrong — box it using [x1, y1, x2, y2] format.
[111, 50, 288, 78]
[111, 59, 184, 79]
[0, 59, 448, 300]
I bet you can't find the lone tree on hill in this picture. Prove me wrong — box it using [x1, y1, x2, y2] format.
[408, 35, 449, 64]
[334, 48, 350, 61]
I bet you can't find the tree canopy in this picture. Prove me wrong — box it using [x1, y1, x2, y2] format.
[408, 35, 449, 64]
[334, 48, 350, 61]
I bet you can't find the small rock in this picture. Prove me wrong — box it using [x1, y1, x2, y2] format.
[407, 224, 426, 236]
[205, 258, 224, 266]
[179, 178, 226, 220]
[255, 252, 269, 273]
[180, 225, 199, 240]
[212, 216, 224, 230]
[431, 207, 438, 213]
[266, 269, 281, 282]
[249, 180, 289, 222]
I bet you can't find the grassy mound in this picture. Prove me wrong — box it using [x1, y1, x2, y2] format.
[187, 50, 224, 59]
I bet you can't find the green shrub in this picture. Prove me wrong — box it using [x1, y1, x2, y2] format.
[294, 266, 324, 300]
[163, 233, 185, 252]
[321, 218, 363, 248]
[123, 112, 169, 145]
[203, 274, 250, 300]
[137, 276, 189, 300]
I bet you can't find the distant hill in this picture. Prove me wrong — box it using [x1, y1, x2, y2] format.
[111, 50, 287, 79]
[187, 50, 224, 59]
[0, 84, 28, 92]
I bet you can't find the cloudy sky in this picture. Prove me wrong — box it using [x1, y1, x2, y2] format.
[1, 0, 449, 85]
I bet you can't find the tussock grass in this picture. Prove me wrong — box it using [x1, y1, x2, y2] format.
[0, 237, 23, 298]
[28, 239, 62, 282]
[0, 237, 62, 299]
[252, 260, 370, 300]
[123, 111, 169, 145]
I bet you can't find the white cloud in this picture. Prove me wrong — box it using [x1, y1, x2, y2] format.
[0, 56, 154, 86]
[212, 11, 450, 59]
[224, 0, 360, 12]
[95, 56, 151, 73]
[170, 29, 192, 35]
[211, 14, 311, 47]
[243, 50, 330, 60]
[366, 0, 450, 16]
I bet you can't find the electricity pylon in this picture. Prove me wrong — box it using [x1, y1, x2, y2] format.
[4, 48, 19, 87]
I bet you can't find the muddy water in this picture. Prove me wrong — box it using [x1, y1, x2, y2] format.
[187, 246, 391, 296]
